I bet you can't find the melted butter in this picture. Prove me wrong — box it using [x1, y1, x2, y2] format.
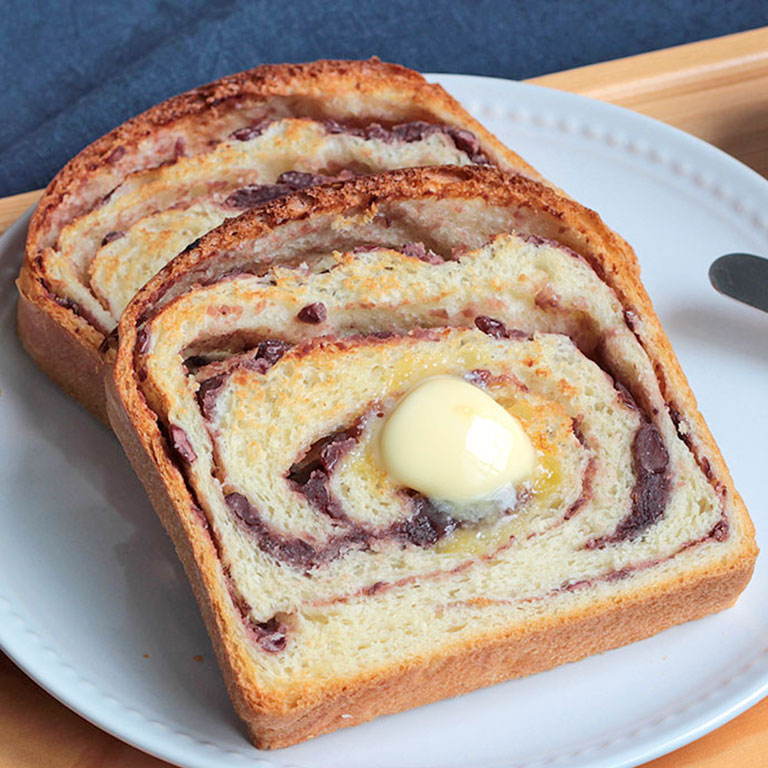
[380, 375, 535, 504]
[531, 454, 562, 501]
[435, 454, 564, 556]
[435, 516, 518, 555]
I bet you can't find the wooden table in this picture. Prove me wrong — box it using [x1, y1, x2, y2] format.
[1, 26, 767, 768]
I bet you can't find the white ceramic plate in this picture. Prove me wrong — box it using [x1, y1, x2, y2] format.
[0, 74, 766, 768]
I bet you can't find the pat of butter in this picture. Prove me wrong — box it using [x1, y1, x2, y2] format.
[380, 376, 535, 504]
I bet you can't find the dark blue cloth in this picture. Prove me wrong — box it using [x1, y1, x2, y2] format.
[3, 0, 767, 197]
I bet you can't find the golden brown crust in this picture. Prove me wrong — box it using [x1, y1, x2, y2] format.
[16, 267, 109, 422]
[19, 59, 542, 419]
[109, 166, 757, 748]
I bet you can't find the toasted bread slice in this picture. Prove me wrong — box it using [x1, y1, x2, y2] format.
[108, 166, 756, 748]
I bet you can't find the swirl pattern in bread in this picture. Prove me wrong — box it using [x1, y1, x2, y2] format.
[108, 166, 756, 748]
[17, 59, 542, 420]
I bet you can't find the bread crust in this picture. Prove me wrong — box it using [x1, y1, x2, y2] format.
[248, 564, 753, 747]
[108, 166, 757, 748]
[18, 59, 542, 422]
[16, 267, 108, 421]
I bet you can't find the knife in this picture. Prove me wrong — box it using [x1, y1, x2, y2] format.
[709, 253, 768, 313]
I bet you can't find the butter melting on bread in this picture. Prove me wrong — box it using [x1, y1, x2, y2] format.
[108, 166, 756, 749]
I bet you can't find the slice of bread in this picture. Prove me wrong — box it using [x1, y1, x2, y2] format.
[107, 166, 757, 749]
[16, 58, 544, 422]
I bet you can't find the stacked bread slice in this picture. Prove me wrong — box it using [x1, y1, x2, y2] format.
[18, 59, 541, 421]
[108, 166, 756, 748]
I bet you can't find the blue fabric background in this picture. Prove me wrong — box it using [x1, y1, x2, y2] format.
[3, 0, 767, 197]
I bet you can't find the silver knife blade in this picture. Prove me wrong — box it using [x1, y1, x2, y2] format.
[709, 253, 768, 313]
